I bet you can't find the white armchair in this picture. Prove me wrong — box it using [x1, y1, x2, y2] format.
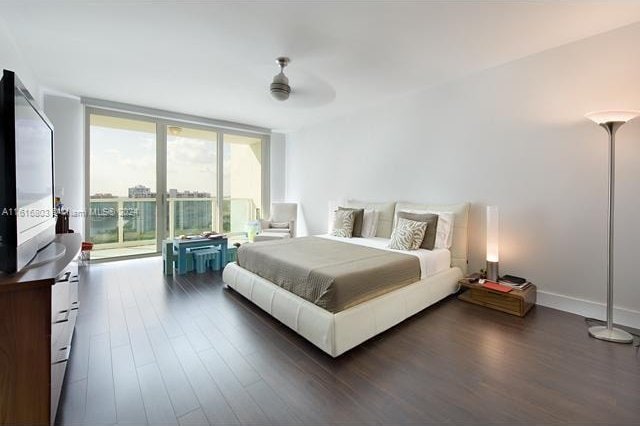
[255, 203, 298, 241]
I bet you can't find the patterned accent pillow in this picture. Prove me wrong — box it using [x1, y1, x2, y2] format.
[331, 209, 355, 238]
[396, 211, 438, 250]
[388, 217, 428, 250]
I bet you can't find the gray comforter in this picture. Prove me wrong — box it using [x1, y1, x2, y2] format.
[236, 236, 420, 313]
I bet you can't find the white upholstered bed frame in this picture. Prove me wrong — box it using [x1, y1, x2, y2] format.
[222, 201, 469, 357]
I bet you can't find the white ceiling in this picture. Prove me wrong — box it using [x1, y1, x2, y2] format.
[3, 1, 640, 132]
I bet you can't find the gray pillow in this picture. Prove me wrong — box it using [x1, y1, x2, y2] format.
[338, 207, 364, 237]
[397, 211, 439, 250]
[331, 210, 355, 238]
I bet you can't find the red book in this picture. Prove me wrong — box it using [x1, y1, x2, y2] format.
[482, 281, 513, 293]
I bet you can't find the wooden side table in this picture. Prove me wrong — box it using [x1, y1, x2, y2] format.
[458, 279, 536, 317]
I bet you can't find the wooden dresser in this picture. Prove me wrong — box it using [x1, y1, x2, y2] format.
[0, 233, 81, 425]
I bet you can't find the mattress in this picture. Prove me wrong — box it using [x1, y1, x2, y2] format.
[317, 234, 451, 279]
[236, 236, 421, 313]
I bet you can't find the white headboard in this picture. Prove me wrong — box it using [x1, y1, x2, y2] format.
[344, 200, 397, 239]
[394, 202, 470, 274]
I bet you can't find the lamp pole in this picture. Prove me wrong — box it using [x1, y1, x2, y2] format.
[586, 119, 633, 343]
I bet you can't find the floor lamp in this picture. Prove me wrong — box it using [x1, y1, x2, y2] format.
[585, 110, 640, 344]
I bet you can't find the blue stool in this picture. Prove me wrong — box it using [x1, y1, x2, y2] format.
[162, 240, 177, 275]
[183, 246, 215, 273]
[227, 246, 238, 263]
[193, 248, 220, 273]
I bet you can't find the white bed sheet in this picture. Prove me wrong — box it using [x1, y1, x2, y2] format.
[317, 234, 451, 279]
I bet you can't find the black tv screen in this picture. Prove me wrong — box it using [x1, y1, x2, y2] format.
[0, 70, 55, 273]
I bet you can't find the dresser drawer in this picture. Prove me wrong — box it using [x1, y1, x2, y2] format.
[51, 309, 76, 364]
[51, 280, 70, 323]
[50, 360, 67, 424]
[459, 282, 537, 317]
[469, 288, 522, 315]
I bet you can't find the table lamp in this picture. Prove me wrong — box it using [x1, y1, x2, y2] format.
[486, 205, 499, 282]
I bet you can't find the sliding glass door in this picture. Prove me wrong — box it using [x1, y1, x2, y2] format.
[166, 126, 218, 238]
[88, 113, 158, 259]
[86, 108, 268, 260]
[223, 134, 263, 233]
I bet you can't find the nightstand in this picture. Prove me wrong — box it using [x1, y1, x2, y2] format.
[458, 279, 536, 317]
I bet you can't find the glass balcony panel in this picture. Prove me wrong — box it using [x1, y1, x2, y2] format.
[89, 114, 157, 259]
[89, 201, 119, 244]
[123, 200, 156, 243]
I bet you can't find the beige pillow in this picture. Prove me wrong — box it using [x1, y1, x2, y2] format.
[331, 210, 355, 238]
[338, 207, 364, 237]
[361, 209, 379, 238]
[388, 217, 427, 250]
[396, 211, 438, 250]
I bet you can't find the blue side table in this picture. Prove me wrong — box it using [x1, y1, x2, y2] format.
[174, 237, 228, 275]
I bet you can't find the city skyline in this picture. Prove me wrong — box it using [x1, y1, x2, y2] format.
[91, 184, 213, 199]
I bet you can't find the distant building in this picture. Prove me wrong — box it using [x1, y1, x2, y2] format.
[91, 192, 116, 199]
[128, 185, 155, 198]
[169, 188, 211, 199]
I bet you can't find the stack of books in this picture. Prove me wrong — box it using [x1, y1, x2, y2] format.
[499, 275, 532, 291]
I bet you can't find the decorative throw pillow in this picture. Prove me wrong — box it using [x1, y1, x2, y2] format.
[361, 209, 379, 238]
[403, 209, 455, 249]
[338, 207, 364, 237]
[331, 209, 355, 238]
[388, 218, 427, 250]
[397, 211, 438, 250]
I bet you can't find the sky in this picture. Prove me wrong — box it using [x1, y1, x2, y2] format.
[90, 126, 217, 197]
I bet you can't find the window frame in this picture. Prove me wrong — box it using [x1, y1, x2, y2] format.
[84, 105, 270, 261]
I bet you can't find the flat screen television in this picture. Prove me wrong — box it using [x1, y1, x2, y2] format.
[0, 70, 56, 273]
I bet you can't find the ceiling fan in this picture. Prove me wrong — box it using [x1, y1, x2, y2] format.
[267, 56, 335, 106]
[270, 57, 291, 101]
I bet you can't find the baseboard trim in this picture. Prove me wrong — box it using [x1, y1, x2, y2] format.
[537, 290, 640, 330]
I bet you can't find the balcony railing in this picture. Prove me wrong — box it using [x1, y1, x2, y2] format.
[89, 197, 258, 257]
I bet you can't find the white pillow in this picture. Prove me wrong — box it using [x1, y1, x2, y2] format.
[402, 209, 455, 249]
[360, 209, 379, 238]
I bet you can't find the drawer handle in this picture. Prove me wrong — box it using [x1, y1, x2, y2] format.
[54, 309, 70, 324]
[56, 271, 71, 283]
[52, 346, 71, 364]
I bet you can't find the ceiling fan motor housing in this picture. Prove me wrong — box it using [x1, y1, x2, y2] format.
[271, 73, 290, 101]
[270, 56, 291, 101]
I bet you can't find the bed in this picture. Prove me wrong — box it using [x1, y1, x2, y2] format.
[222, 201, 469, 357]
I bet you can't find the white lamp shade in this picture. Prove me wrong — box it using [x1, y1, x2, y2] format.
[486, 206, 499, 263]
[585, 110, 640, 124]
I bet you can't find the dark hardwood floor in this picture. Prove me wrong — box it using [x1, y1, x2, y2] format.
[56, 257, 640, 425]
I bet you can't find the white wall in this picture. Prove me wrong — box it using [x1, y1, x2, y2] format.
[0, 18, 40, 104]
[270, 132, 287, 203]
[44, 94, 85, 235]
[286, 23, 640, 327]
